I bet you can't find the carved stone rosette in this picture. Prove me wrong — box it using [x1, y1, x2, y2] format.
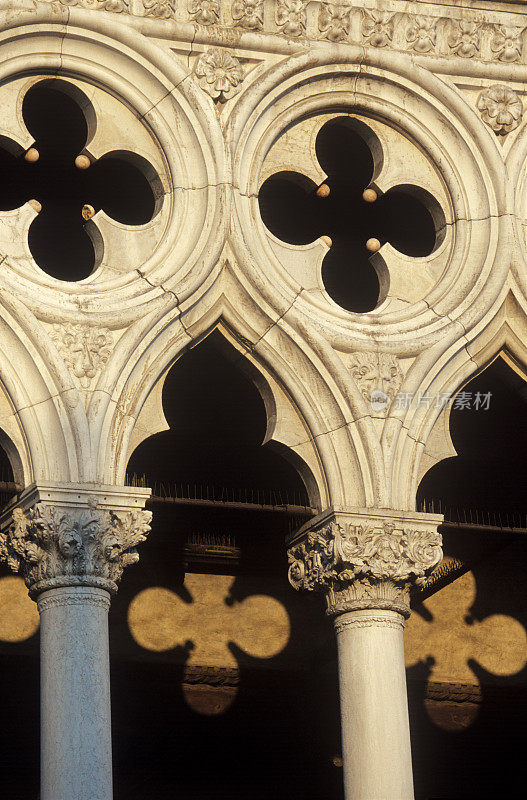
[287, 509, 443, 617]
[0, 484, 151, 597]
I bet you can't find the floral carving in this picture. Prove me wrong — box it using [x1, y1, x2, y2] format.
[188, 0, 219, 25]
[349, 352, 402, 414]
[143, 0, 175, 18]
[275, 0, 307, 38]
[447, 19, 480, 58]
[318, 4, 351, 43]
[477, 85, 523, 135]
[405, 15, 436, 54]
[51, 324, 113, 389]
[232, 0, 263, 30]
[194, 48, 244, 102]
[58, 0, 129, 10]
[490, 25, 524, 64]
[361, 10, 395, 48]
[288, 517, 442, 615]
[0, 502, 152, 596]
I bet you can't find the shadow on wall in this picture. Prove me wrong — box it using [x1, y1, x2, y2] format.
[110, 333, 343, 799]
[410, 355, 527, 798]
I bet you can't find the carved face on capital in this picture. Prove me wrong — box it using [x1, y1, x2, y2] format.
[58, 530, 83, 558]
[372, 534, 401, 568]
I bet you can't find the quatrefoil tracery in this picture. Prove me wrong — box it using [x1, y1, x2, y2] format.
[259, 117, 444, 313]
[0, 79, 159, 281]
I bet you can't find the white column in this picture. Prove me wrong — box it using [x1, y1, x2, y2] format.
[0, 484, 152, 800]
[38, 586, 113, 800]
[287, 508, 443, 800]
[334, 609, 413, 800]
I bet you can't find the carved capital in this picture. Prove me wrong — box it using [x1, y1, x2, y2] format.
[0, 484, 151, 598]
[287, 508, 442, 617]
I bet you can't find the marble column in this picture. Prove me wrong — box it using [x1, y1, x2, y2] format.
[0, 483, 152, 800]
[287, 508, 443, 800]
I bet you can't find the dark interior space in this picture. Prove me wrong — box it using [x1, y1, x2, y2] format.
[0, 442, 39, 799]
[418, 356, 527, 522]
[258, 116, 439, 313]
[0, 79, 155, 281]
[1, 350, 526, 799]
[408, 536, 527, 800]
[127, 333, 310, 505]
[412, 355, 527, 798]
[114, 333, 341, 798]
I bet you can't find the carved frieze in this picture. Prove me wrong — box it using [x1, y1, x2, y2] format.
[318, 4, 351, 43]
[231, 0, 263, 30]
[275, 0, 307, 38]
[361, 9, 395, 48]
[447, 19, 481, 59]
[26, 3, 527, 68]
[188, 0, 220, 25]
[0, 501, 152, 597]
[143, 0, 175, 18]
[58, 0, 129, 11]
[490, 24, 524, 63]
[287, 512, 442, 616]
[405, 15, 437, 54]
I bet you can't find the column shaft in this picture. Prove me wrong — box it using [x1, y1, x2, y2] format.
[335, 609, 414, 800]
[38, 586, 113, 800]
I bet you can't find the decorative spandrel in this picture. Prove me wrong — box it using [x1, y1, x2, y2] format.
[258, 115, 446, 312]
[0, 79, 159, 281]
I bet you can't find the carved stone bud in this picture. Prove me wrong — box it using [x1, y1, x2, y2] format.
[287, 509, 443, 617]
[0, 484, 151, 598]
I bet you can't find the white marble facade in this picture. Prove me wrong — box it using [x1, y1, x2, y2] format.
[0, 1, 526, 797]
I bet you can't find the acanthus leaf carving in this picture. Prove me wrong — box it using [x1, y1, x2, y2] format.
[0, 502, 152, 596]
[287, 514, 442, 616]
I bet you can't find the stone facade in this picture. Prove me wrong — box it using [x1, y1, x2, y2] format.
[0, 1, 526, 798]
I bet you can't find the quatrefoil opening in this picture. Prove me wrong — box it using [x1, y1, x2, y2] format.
[0, 79, 161, 281]
[259, 117, 445, 313]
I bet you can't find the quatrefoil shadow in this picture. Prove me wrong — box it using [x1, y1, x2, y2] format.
[259, 117, 443, 313]
[0, 79, 158, 281]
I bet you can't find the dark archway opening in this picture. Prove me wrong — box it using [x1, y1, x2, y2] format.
[418, 356, 526, 521]
[410, 356, 527, 799]
[111, 333, 341, 800]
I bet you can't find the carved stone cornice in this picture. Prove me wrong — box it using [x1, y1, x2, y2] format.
[287, 508, 443, 617]
[19, 2, 527, 71]
[0, 483, 151, 598]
